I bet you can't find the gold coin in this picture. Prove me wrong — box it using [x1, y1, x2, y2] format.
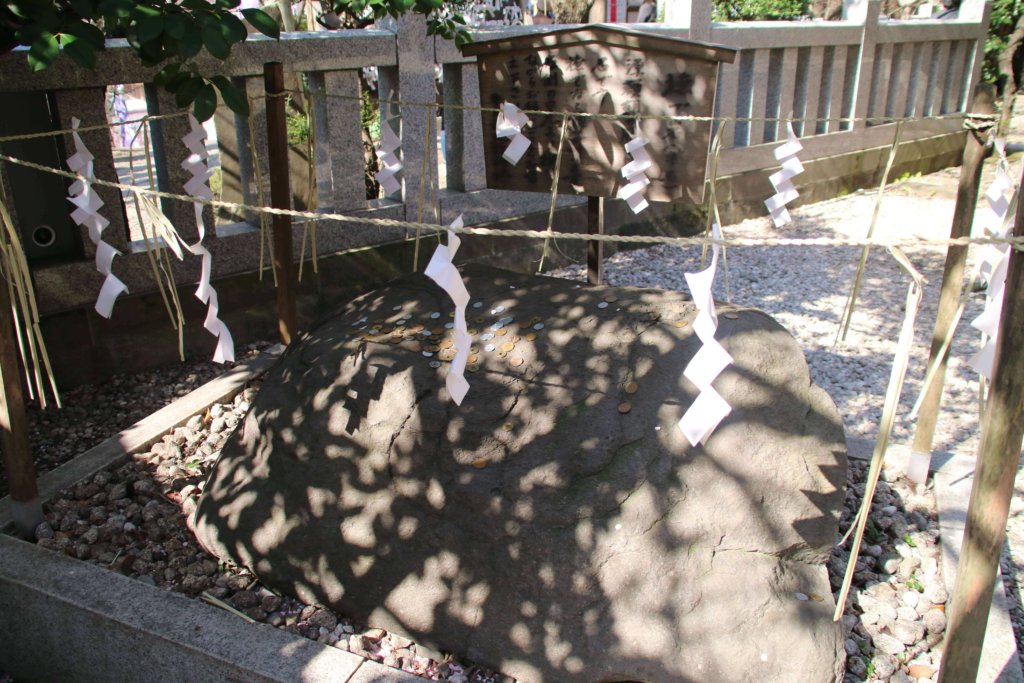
[723, 312, 739, 320]
[510, 356, 524, 367]
[470, 346, 480, 354]
[604, 295, 618, 303]
[625, 381, 638, 394]
[409, 342, 423, 353]
[471, 457, 488, 469]
[500, 341, 515, 353]
[468, 364, 480, 372]
[432, 328, 443, 335]
[525, 333, 537, 342]
[496, 328, 509, 337]
[467, 328, 479, 336]
[441, 339, 454, 349]
[449, 312, 456, 318]
[618, 402, 632, 414]
[474, 316, 485, 324]
[427, 344, 441, 353]
[512, 335, 521, 343]
[648, 312, 661, 321]
[502, 422, 514, 431]
[674, 320, 689, 328]
[530, 316, 541, 324]
[439, 349, 456, 362]
[498, 351, 508, 358]
[468, 354, 479, 364]
[809, 593, 824, 602]
[410, 323, 424, 332]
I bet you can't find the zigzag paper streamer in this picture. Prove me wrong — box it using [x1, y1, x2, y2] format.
[969, 137, 1015, 379]
[179, 114, 234, 364]
[496, 102, 531, 165]
[424, 215, 472, 404]
[66, 117, 128, 318]
[375, 120, 402, 195]
[764, 123, 804, 227]
[678, 223, 733, 446]
[617, 135, 652, 214]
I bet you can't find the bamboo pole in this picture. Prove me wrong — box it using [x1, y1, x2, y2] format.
[908, 84, 996, 483]
[0, 274, 42, 538]
[264, 62, 298, 345]
[937, 169, 1024, 683]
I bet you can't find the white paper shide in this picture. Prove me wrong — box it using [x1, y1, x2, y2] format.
[969, 137, 1015, 379]
[66, 117, 128, 318]
[496, 102, 532, 165]
[179, 114, 235, 364]
[375, 120, 403, 195]
[678, 223, 733, 446]
[424, 215, 472, 404]
[617, 135, 652, 214]
[764, 123, 804, 227]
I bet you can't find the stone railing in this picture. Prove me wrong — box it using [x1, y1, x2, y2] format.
[0, 0, 990, 315]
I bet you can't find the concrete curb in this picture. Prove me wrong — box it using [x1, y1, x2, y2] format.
[0, 347, 426, 682]
[849, 437, 1024, 682]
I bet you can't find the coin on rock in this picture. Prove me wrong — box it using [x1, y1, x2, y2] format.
[618, 402, 632, 414]
[468, 364, 480, 373]
[471, 457, 488, 469]
[501, 341, 515, 352]
[625, 381, 638, 394]
[525, 333, 537, 342]
[724, 312, 739, 320]
[510, 357, 524, 367]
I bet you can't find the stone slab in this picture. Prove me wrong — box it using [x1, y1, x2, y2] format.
[0, 532, 418, 683]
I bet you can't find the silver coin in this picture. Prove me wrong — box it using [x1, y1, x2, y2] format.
[429, 360, 441, 368]
[472, 301, 483, 309]
[491, 305, 505, 314]
[429, 312, 440, 319]
[533, 323, 545, 330]
[490, 322, 504, 331]
[480, 332, 495, 341]
[420, 330, 432, 336]
[597, 301, 608, 309]
[484, 344, 496, 352]
[499, 316, 515, 325]
[444, 322, 455, 329]
[392, 305, 402, 311]
[422, 351, 434, 357]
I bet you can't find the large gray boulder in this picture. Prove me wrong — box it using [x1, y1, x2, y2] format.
[195, 265, 847, 682]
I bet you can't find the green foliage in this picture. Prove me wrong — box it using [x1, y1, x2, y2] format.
[983, 0, 1024, 86]
[2, 0, 471, 119]
[712, 0, 808, 21]
[286, 102, 311, 146]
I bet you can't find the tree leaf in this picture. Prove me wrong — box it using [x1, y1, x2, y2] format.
[177, 28, 203, 59]
[220, 11, 248, 45]
[136, 13, 165, 44]
[165, 12, 188, 39]
[58, 34, 97, 69]
[212, 76, 249, 117]
[64, 20, 106, 50]
[27, 32, 60, 71]
[240, 8, 280, 39]
[201, 21, 230, 59]
[175, 75, 205, 109]
[192, 83, 218, 122]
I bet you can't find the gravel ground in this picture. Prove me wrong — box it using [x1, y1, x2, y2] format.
[7, 169, 1024, 681]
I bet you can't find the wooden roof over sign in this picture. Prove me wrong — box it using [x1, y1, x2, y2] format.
[460, 24, 737, 65]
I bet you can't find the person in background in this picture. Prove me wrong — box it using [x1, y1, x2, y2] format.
[637, 0, 657, 22]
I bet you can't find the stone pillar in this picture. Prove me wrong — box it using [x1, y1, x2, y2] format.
[850, 1, 880, 132]
[51, 88, 130, 255]
[442, 63, 486, 193]
[212, 78, 249, 226]
[318, 70, 366, 211]
[394, 14, 438, 224]
[683, 0, 713, 42]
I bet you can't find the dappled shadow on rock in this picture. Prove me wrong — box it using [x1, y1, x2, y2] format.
[195, 265, 848, 683]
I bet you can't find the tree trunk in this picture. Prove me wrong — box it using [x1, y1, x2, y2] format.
[998, 14, 1024, 136]
[549, 0, 594, 22]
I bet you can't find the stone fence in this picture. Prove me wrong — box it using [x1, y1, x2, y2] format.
[0, 0, 991, 380]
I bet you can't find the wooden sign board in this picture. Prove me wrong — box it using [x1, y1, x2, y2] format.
[462, 26, 735, 203]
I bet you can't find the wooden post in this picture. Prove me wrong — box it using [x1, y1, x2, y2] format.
[587, 196, 604, 286]
[264, 62, 297, 346]
[0, 280, 42, 538]
[937, 172, 1024, 683]
[908, 84, 995, 483]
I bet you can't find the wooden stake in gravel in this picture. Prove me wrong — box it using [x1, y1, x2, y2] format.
[938, 168, 1024, 683]
[265, 61, 298, 346]
[0, 274, 42, 538]
[908, 85, 995, 483]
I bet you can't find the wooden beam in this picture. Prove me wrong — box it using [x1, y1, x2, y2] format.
[264, 61, 297, 346]
[908, 84, 995, 482]
[587, 196, 604, 285]
[0, 277, 42, 538]
[937, 165, 1024, 682]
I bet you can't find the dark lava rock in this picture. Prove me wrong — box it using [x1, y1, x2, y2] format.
[196, 266, 847, 682]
